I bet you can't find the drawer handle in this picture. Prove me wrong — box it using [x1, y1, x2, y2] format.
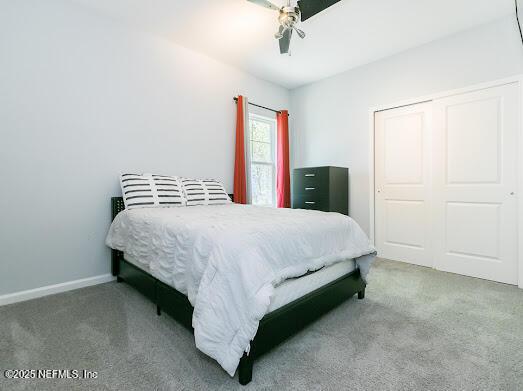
[305, 187, 316, 190]
[304, 173, 315, 177]
[305, 201, 316, 205]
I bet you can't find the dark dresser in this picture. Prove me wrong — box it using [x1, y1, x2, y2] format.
[292, 166, 349, 215]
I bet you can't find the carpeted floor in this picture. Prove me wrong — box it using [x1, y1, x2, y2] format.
[1, 259, 522, 391]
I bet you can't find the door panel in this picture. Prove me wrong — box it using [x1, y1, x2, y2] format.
[445, 202, 501, 260]
[384, 200, 425, 248]
[375, 103, 433, 267]
[384, 114, 424, 184]
[446, 97, 501, 184]
[432, 84, 518, 284]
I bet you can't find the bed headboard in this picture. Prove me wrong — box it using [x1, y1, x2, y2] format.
[111, 197, 126, 221]
[111, 194, 235, 221]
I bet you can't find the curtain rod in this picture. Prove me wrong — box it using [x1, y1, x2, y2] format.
[233, 97, 289, 116]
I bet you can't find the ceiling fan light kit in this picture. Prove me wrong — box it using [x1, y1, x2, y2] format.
[248, 0, 341, 54]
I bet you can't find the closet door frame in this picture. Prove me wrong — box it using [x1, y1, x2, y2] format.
[368, 75, 523, 288]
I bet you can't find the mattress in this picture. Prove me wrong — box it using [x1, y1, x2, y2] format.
[123, 253, 357, 313]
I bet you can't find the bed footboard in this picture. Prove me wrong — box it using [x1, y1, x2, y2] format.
[238, 268, 365, 384]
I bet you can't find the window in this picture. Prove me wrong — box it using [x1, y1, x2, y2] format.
[249, 114, 276, 207]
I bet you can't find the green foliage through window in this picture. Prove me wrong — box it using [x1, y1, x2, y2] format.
[249, 115, 276, 206]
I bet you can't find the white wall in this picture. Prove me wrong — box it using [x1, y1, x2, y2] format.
[0, 0, 289, 296]
[290, 16, 523, 235]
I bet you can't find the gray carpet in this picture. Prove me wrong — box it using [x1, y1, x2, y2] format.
[1, 259, 522, 391]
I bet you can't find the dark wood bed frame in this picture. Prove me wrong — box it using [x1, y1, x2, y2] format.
[110, 196, 366, 385]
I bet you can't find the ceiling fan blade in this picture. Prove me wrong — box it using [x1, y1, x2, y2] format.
[274, 25, 285, 39]
[297, 0, 341, 21]
[247, 0, 280, 11]
[279, 28, 293, 54]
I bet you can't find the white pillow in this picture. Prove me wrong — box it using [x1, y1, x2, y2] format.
[181, 178, 231, 206]
[120, 173, 186, 209]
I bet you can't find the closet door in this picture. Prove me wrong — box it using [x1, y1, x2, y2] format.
[432, 84, 519, 284]
[375, 103, 433, 267]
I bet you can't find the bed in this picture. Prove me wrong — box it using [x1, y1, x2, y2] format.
[107, 196, 375, 385]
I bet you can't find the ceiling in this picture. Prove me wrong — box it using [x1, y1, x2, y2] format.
[72, 0, 514, 89]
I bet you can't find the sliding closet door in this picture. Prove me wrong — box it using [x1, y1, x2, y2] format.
[375, 103, 433, 267]
[432, 84, 519, 284]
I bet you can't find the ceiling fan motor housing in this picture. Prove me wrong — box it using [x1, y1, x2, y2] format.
[278, 6, 301, 28]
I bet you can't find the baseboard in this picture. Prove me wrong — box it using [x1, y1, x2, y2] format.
[0, 274, 116, 306]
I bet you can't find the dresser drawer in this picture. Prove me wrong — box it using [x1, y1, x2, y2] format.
[294, 184, 321, 197]
[292, 194, 327, 211]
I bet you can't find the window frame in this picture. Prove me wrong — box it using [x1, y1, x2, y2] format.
[249, 113, 277, 207]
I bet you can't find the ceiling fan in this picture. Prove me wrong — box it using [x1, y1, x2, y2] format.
[247, 0, 341, 55]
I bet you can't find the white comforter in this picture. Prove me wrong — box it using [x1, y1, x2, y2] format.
[105, 204, 375, 376]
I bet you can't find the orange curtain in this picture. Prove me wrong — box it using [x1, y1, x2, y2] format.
[276, 110, 290, 208]
[233, 96, 247, 204]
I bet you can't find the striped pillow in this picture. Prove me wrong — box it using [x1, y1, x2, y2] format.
[120, 173, 186, 209]
[181, 178, 231, 206]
